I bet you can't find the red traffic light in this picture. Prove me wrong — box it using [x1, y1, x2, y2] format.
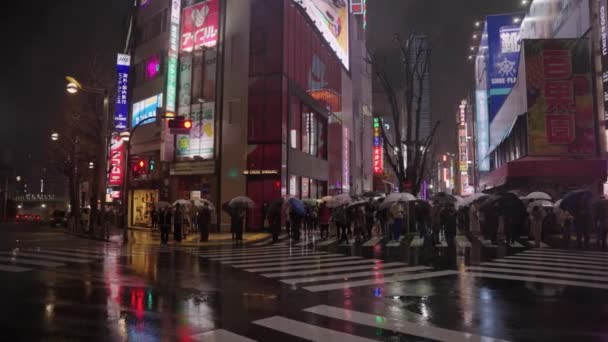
[168, 116, 193, 134]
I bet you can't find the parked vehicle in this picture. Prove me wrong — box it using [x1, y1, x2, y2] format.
[50, 210, 68, 228]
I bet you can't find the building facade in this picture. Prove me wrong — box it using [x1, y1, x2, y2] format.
[124, 0, 370, 230]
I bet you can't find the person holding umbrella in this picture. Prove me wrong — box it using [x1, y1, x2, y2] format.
[529, 206, 545, 247]
[365, 199, 376, 239]
[173, 204, 183, 242]
[198, 202, 211, 242]
[267, 198, 284, 243]
[319, 202, 331, 240]
[596, 198, 608, 249]
[390, 201, 405, 242]
[333, 205, 349, 244]
[288, 198, 305, 242]
[159, 207, 171, 245]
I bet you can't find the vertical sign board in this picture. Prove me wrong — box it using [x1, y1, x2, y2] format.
[343, 127, 350, 192]
[108, 136, 125, 186]
[166, 0, 181, 114]
[600, 0, 608, 125]
[525, 39, 595, 155]
[487, 14, 522, 123]
[372, 117, 383, 175]
[115, 54, 130, 131]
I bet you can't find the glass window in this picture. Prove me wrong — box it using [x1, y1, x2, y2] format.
[301, 177, 310, 198]
[289, 175, 299, 197]
[318, 116, 327, 159]
[310, 179, 318, 199]
[302, 109, 311, 154]
[290, 97, 300, 149]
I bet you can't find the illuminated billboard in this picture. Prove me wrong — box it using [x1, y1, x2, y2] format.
[176, 102, 215, 159]
[372, 117, 383, 175]
[166, 0, 181, 113]
[132, 94, 163, 126]
[294, 0, 350, 70]
[181, 0, 219, 51]
[114, 54, 130, 131]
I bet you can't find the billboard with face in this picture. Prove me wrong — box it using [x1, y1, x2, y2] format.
[525, 39, 595, 156]
[294, 0, 350, 70]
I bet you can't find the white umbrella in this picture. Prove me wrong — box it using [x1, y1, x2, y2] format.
[525, 192, 552, 201]
[327, 194, 352, 208]
[192, 199, 215, 210]
[173, 199, 191, 206]
[527, 199, 553, 213]
[347, 200, 367, 209]
[553, 199, 563, 214]
[461, 193, 489, 207]
[228, 196, 255, 208]
[385, 192, 416, 204]
[321, 196, 333, 202]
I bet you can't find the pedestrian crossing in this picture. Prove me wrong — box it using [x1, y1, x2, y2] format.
[465, 248, 608, 290]
[197, 244, 456, 293]
[190, 304, 507, 341]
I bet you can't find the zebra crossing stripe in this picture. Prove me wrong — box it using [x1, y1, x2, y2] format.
[520, 251, 608, 262]
[201, 248, 309, 258]
[261, 262, 407, 278]
[302, 270, 459, 292]
[410, 236, 425, 248]
[191, 329, 256, 342]
[253, 316, 377, 342]
[468, 266, 608, 283]
[521, 250, 608, 260]
[481, 262, 608, 276]
[304, 305, 508, 342]
[280, 266, 433, 285]
[229, 256, 359, 268]
[548, 249, 608, 256]
[47, 247, 109, 256]
[489, 258, 608, 271]
[210, 251, 326, 262]
[245, 259, 380, 273]
[199, 247, 305, 258]
[0, 264, 31, 272]
[505, 255, 608, 267]
[25, 250, 104, 259]
[466, 272, 608, 290]
[509, 242, 524, 248]
[225, 253, 345, 266]
[455, 236, 471, 248]
[0, 256, 63, 268]
[362, 237, 382, 247]
[0, 252, 94, 264]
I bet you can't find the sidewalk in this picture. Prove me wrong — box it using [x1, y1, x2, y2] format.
[62, 225, 271, 247]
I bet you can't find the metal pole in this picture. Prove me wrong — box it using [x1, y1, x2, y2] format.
[3, 176, 7, 222]
[99, 92, 110, 229]
[121, 139, 130, 243]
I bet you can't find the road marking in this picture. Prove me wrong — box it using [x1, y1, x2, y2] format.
[295, 239, 315, 247]
[505, 255, 608, 267]
[481, 239, 499, 248]
[199, 247, 306, 258]
[253, 316, 376, 342]
[410, 236, 425, 248]
[386, 240, 402, 247]
[521, 250, 608, 260]
[468, 266, 608, 283]
[0, 252, 94, 264]
[435, 240, 448, 248]
[245, 259, 380, 273]
[489, 258, 608, 271]
[316, 238, 337, 247]
[0, 256, 63, 268]
[25, 249, 104, 259]
[362, 237, 382, 247]
[0, 264, 31, 272]
[304, 305, 508, 342]
[280, 266, 433, 285]
[230, 256, 360, 268]
[466, 272, 608, 290]
[225, 253, 345, 266]
[508, 241, 524, 248]
[456, 236, 472, 248]
[520, 251, 608, 262]
[191, 329, 256, 342]
[199, 245, 302, 254]
[262, 262, 407, 278]
[481, 262, 608, 276]
[548, 249, 608, 256]
[303, 270, 459, 292]
[47, 248, 109, 256]
[210, 251, 326, 262]
[525, 241, 550, 248]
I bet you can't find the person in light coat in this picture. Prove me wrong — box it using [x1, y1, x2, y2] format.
[469, 202, 481, 236]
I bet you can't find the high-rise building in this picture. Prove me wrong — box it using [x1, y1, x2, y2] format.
[123, 0, 370, 230]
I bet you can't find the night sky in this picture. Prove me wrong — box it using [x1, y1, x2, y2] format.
[1, 0, 524, 171]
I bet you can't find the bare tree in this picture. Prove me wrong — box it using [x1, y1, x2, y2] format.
[366, 33, 440, 196]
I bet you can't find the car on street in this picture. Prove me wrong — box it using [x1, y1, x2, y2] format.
[49, 210, 68, 228]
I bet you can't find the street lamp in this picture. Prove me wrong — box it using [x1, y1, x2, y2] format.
[88, 162, 95, 169]
[50, 132, 59, 141]
[66, 83, 79, 94]
[16, 176, 21, 182]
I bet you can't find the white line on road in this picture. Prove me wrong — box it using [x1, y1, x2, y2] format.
[0, 256, 63, 268]
[0, 264, 31, 272]
[467, 266, 608, 283]
[0, 252, 94, 264]
[489, 258, 608, 271]
[210, 251, 326, 262]
[230, 256, 360, 268]
[547, 249, 608, 256]
[362, 237, 382, 247]
[456, 236, 472, 248]
[304, 305, 508, 342]
[520, 251, 608, 262]
[521, 250, 608, 260]
[199, 247, 307, 258]
[410, 236, 425, 248]
[465, 272, 608, 290]
[225, 253, 345, 266]
[481, 262, 608, 276]
[261, 262, 407, 278]
[191, 329, 256, 342]
[25, 249, 104, 259]
[245, 259, 380, 273]
[303, 270, 459, 292]
[253, 316, 377, 342]
[280, 266, 433, 285]
[505, 255, 608, 266]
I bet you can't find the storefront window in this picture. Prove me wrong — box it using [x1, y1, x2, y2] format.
[290, 96, 300, 149]
[301, 177, 310, 198]
[310, 179, 318, 199]
[302, 110, 310, 154]
[289, 175, 300, 197]
[131, 189, 158, 228]
[318, 117, 327, 159]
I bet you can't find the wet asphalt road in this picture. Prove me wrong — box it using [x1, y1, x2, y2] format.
[0, 222, 607, 341]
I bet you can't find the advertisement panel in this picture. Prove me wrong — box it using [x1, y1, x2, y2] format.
[476, 90, 490, 171]
[600, 0, 608, 123]
[166, 0, 181, 113]
[343, 127, 350, 192]
[108, 136, 125, 187]
[180, 0, 219, 51]
[525, 39, 595, 155]
[114, 54, 130, 131]
[176, 102, 215, 159]
[487, 14, 522, 122]
[132, 94, 163, 126]
[372, 117, 383, 175]
[520, 0, 590, 40]
[293, 0, 350, 70]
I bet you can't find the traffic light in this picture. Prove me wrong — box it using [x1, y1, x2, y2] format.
[168, 116, 193, 134]
[148, 160, 156, 172]
[132, 159, 149, 176]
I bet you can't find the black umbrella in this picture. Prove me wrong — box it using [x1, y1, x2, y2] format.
[560, 189, 592, 215]
[363, 191, 384, 198]
[498, 192, 526, 215]
[478, 195, 501, 213]
[267, 198, 285, 217]
[431, 192, 457, 205]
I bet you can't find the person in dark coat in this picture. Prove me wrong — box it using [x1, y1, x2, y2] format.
[231, 208, 245, 244]
[365, 199, 376, 239]
[574, 197, 591, 249]
[198, 203, 211, 242]
[159, 207, 171, 244]
[269, 209, 281, 243]
[290, 209, 303, 242]
[173, 204, 183, 242]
